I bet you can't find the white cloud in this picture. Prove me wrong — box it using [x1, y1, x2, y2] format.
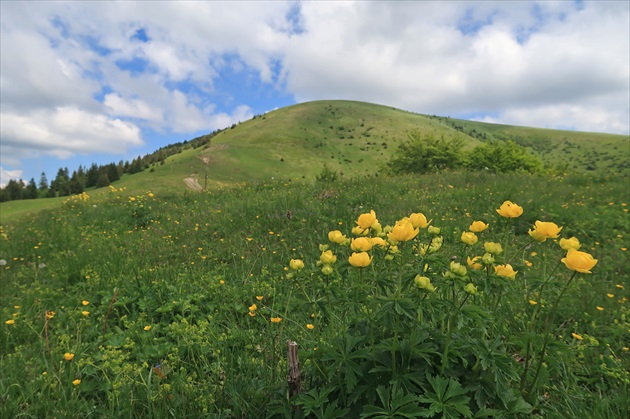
[0, 0, 628, 184]
[0, 167, 23, 188]
[104, 93, 163, 121]
[1, 107, 143, 160]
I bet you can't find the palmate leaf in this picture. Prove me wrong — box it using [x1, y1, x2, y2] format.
[418, 374, 472, 418]
[360, 385, 424, 419]
[321, 334, 367, 392]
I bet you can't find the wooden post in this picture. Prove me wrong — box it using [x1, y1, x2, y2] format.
[287, 340, 301, 397]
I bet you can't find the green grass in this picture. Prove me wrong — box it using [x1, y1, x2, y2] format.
[1, 170, 628, 417]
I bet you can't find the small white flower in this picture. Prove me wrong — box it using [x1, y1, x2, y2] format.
[0, 259, 6, 266]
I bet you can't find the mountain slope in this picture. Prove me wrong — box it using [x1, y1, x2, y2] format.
[1, 100, 628, 222]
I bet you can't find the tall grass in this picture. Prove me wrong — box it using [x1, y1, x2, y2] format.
[1, 172, 628, 417]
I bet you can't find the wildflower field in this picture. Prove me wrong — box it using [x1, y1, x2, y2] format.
[1, 171, 628, 418]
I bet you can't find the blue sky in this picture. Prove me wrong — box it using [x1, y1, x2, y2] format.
[1, 1, 628, 187]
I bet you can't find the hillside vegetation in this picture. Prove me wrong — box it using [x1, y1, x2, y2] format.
[1, 100, 628, 222]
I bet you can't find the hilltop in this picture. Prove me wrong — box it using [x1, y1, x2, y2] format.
[1, 100, 628, 222]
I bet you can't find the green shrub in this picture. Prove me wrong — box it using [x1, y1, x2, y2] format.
[386, 132, 464, 174]
[465, 141, 542, 173]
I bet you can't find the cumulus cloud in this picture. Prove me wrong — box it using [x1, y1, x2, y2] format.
[0, 107, 143, 159]
[0, 167, 23, 188]
[0, 0, 628, 184]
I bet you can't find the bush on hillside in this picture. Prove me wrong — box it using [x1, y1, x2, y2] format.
[465, 140, 543, 173]
[386, 132, 464, 174]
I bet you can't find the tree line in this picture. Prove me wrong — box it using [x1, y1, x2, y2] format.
[0, 130, 219, 203]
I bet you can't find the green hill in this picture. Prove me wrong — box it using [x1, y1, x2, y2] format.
[1, 100, 628, 222]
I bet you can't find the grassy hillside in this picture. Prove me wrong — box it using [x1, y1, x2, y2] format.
[1, 100, 628, 223]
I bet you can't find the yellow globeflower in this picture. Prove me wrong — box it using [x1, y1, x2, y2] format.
[73, 379, 81, 386]
[561, 248, 598, 274]
[387, 219, 419, 242]
[469, 221, 489, 232]
[528, 221, 563, 242]
[370, 237, 388, 248]
[289, 259, 305, 271]
[356, 210, 378, 229]
[348, 252, 372, 268]
[571, 333, 583, 340]
[351, 237, 374, 252]
[484, 242, 503, 255]
[409, 212, 431, 228]
[328, 230, 347, 244]
[306, 324, 315, 330]
[320, 250, 337, 265]
[461, 232, 478, 245]
[414, 275, 436, 292]
[495, 264, 518, 279]
[64, 353, 75, 361]
[270, 317, 282, 323]
[351, 226, 370, 236]
[496, 200, 523, 218]
[559, 237, 581, 251]
[467, 256, 483, 270]
[5, 319, 15, 325]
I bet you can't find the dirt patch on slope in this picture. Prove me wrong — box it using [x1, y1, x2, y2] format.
[184, 177, 203, 191]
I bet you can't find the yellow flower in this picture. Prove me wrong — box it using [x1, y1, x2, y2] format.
[81, 300, 89, 306]
[45, 310, 56, 320]
[528, 221, 563, 242]
[306, 324, 315, 330]
[409, 212, 431, 228]
[561, 248, 597, 273]
[248, 312, 256, 317]
[461, 232, 478, 245]
[270, 317, 282, 323]
[469, 221, 489, 232]
[467, 256, 483, 270]
[248, 304, 257, 312]
[596, 306, 604, 311]
[464, 283, 477, 295]
[348, 252, 372, 268]
[256, 296, 264, 301]
[387, 219, 419, 242]
[529, 300, 538, 305]
[607, 293, 614, 298]
[351, 226, 370, 236]
[449, 261, 467, 277]
[356, 210, 378, 229]
[571, 333, 583, 340]
[289, 259, 304, 271]
[351, 237, 374, 252]
[427, 226, 441, 235]
[495, 264, 518, 279]
[144, 325, 152, 331]
[496, 200, 523, 218]
[414, 275, 436, 292]
[483, 242, 503, 255]
[321, 264, 334, 275]
[64, 353, 75, 361]
[5, 319, 15, 325]
[328, 230, 347, 244]
[81, 311, 90, 317]
[73, 379, 81, 386]
[370, 237, 388, 248]
[320, 250, 337, 264]
[559, 237, 581, 251]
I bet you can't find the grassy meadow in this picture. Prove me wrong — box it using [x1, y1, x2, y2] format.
[1, 170, 629, 418]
